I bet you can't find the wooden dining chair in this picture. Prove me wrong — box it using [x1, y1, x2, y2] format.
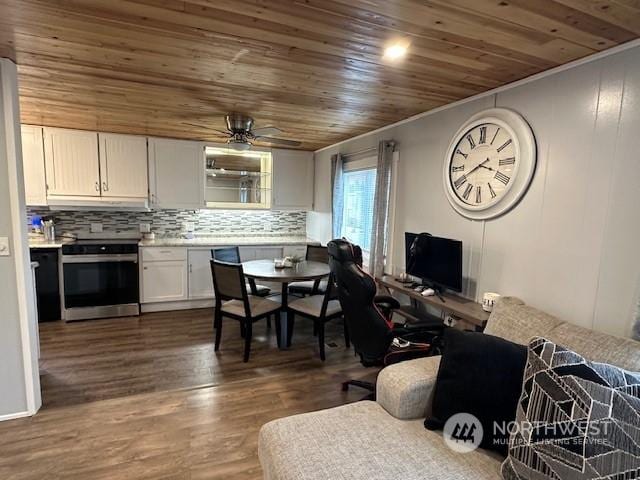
[289, 245, 329, 297]
[287, 273, 348, 361]
[211, 247, 271, 297]
[210, 260, 281, 362]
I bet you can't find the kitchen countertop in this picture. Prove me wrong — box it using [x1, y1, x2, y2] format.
[138, 235, 315, 247]
[29, 235, 316, 249]
[28, 238, 76, 249]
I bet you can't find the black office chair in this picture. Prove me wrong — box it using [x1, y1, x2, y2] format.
[328, 239, 444, 395]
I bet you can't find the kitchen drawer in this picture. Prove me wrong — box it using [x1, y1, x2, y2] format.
[141, 247, 187, 262]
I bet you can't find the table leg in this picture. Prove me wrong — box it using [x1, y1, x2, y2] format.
[279, 282, 289, 349]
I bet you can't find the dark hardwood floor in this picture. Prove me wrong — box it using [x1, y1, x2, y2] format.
[0, 309, 369, 479]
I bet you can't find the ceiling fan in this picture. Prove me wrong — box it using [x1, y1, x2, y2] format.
[186, 113, 301, 151]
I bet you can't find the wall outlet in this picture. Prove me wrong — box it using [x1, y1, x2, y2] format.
[0, 237, 10, 256]
[139, 223, 151, 234]
[444, 315, 458, 328]
[90, 223, 103, 233]
[183, 222, 195, 232]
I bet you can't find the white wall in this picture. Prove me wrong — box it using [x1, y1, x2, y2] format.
[312, 45, 640, 338]
[0, 58, 40, 420]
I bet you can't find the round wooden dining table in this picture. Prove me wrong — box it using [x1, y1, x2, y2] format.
[242, 259, 330, 349]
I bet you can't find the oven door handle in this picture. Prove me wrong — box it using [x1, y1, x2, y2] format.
[62, 254, 139, 264]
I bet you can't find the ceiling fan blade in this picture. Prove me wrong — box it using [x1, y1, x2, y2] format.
[183, 123, 229, 135]
[254, 136, 302, 147]
[251, 126, 281, 137]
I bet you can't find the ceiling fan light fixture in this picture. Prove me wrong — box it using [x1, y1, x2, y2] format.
[228, 139, 252, 151]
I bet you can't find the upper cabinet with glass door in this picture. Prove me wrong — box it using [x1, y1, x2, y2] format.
[204, 147, 272, 209]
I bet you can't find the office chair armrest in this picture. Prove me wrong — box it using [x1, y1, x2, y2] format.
[374, 295, 400, 310]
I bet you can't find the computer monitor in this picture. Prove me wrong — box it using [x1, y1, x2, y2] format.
[405, 232, 463, 292]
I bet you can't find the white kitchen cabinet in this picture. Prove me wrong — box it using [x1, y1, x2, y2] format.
[254, 247, 284, 260]
[43, 127, 100, 197]
[272, 148, 314, 210]
[21, 125, 47, 206]
[99, 133, 148, 198]
[283, 245, 308, 258]
[141, 260, 188, 303]
[238, 247, 256, 261]
[188, 249, 214, 299]
[149, 138, 204, 209]
[238, 246, 284, 261]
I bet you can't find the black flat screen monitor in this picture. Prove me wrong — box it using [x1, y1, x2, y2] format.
[405, 232, 463, 292]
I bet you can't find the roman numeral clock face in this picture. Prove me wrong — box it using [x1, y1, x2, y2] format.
[443, 109, 536, 220]
[449, 123, 515, 207]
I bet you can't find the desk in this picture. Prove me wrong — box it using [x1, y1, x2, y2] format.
[243, 260, 330, 348]
[377, 275, 489, 330]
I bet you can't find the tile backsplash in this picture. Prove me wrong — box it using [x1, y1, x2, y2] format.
[27, 208, 307, 237]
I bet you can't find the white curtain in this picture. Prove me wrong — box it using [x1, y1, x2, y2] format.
[368, 140, 395, 277]
[331, 153, 344, 239]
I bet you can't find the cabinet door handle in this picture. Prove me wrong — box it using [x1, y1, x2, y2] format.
[189, 264, 193, 273]
[95, 181, 100, 192]
[102, 181, 109, 192]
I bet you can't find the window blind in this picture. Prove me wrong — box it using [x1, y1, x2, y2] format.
[340, 168, 377, 251]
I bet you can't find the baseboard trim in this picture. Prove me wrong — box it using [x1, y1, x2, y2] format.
[141, 299, 214, 313]
[0, 410, 32, 422]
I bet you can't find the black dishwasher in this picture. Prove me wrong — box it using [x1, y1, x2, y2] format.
[30, 248, 61, 322]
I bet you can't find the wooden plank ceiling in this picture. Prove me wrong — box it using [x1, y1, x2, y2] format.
[0, 0, 638, 151]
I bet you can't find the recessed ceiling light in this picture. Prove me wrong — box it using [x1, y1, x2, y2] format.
[383, 41, 409, 60]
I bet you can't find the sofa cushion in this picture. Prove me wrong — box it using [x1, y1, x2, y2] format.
[483, 296, 563, 345]
[425, 329, 527, 455]
[259, 401, 503, 480]
[376, 355, 441, 420]
[546, 322, 640, 371]
[502, 337, 640, 480]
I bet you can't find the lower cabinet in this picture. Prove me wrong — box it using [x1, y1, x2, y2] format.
[239, 246, 283, 261]
[188, 249, 214, 299]
[141, 244, 301, 310]
[283, 245, 307, 258]
[141, 260, 188, 303]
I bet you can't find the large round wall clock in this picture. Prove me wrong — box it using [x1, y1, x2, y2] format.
[443, 108, 536, 220]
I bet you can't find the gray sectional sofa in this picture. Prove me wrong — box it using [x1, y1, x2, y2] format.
[258, 297, 640, 480]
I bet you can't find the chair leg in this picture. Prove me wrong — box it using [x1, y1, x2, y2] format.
[343, 318, 350, 348]
[275, 315, 282, 349]
[243, 321, 252, 363]
[214, 310, 222, 351]
[313, 322, 318, 337]
[266, 315, 272, 329]
[318, 321, 326, 361]
[240, 322, 246, 339]
[286, 311, 295, 347]
[341, 380, 375, 392]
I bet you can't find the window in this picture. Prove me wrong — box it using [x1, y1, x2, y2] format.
[340, 168, 377, 252]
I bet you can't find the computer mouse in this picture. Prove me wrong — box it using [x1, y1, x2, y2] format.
[421, 288, 435, 297]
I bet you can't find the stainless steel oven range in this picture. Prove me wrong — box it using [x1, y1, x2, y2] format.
[61, 240, 139, 321]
